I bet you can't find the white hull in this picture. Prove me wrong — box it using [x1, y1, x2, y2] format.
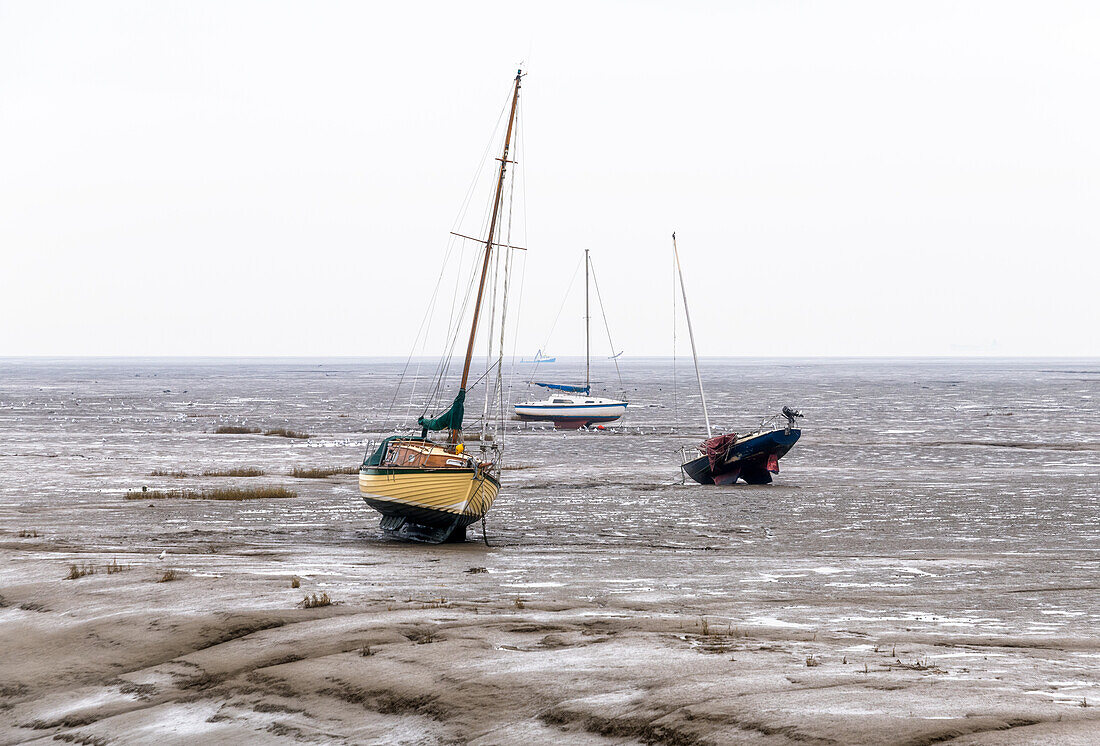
[513, 395, 627, 423]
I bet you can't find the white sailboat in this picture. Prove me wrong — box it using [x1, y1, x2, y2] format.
[513, 249, 627, 429]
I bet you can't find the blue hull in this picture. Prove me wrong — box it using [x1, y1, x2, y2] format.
[682, 428, 801, 485]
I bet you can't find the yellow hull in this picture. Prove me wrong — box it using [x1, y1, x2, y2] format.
[359, 468, 499, 522]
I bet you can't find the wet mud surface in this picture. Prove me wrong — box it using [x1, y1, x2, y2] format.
[1, 358, 1097, 744]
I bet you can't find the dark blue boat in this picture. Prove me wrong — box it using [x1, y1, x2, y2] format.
[671, 233, 805, 486]
[681, 416, 802, 485]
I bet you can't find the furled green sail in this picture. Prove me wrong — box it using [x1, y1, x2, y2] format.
[418, 389, 465, 434]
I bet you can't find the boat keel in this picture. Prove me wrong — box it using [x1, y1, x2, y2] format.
[379, 514, 467, 544]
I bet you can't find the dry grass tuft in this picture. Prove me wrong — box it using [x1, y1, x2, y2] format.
[214, 425, 261, 435]
[150, 469, 190, 477]
[290, 465, 358, 478]
[127, 486, 297, 501]
[18, 529, 39, 538]
[359, 644, 373, 657]
[290, 577, 301, 589]
[465, 566, 488, 574]
[202, 467, 265, 477]
[513, 598, 525, 610]
[264, 428, 310, 440]
[299, 592, 331, 608]
[66, 563, 95, 580]
[157, 569, 179, 583]
[805, 654, 821, 667]
[105, 558, 129, 575]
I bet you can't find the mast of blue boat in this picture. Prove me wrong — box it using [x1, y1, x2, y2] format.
[672, 232, 712, 438]
[585, 248, 591, 394]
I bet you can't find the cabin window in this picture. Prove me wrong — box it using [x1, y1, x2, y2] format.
[585, 400, 594, 403]
[552, 399, 570, 404]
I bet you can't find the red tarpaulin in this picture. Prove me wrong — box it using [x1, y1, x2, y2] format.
[702, 433, 738, 472]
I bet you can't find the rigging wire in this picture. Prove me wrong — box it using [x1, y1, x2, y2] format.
[586, 255, 625, 392]
[529, 255, 583, 380]
[505, 96, 530, 438]
[384, 87, 514, 431]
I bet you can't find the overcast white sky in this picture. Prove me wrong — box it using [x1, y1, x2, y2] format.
[1, 1, 1097, 357]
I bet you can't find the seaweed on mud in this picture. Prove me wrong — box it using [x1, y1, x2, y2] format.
[113, 680, 156, 698]
[0, 683, 29, 699]
[174, 669, 227, 691]
[51, 732, 108, 746]
[316, 678, 448, 720]
[25, 713, 100, 729]
[253, 702, 305, 714]
[194, 618, 289, 652]
[213, 425, 261, 435]
[263, 653, 305, 667]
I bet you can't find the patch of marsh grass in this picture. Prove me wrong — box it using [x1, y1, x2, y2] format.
[289, 465, 357, 478]
[126, 486, 297, 501]
[150, 467, 266, 478]
[202, 467, 265, 477]
[105, 559, 130, 575]
[157, 569, 179, 582]
[290, 577, 301, 588]
[17, 529, 39, 538]
[264, 428, 310, 439]
[214, 425, 261, 435]
[66, 563, 95, 580]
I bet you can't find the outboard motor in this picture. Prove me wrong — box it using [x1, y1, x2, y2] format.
[782, 406, 804, 429]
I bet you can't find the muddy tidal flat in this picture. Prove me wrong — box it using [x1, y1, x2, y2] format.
[1, 358, 1098, 745]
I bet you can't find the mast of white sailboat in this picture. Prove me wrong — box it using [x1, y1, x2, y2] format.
[455, 69, 522, 439]
[585, 248, 590, 393]
[672, 232, 712, 438]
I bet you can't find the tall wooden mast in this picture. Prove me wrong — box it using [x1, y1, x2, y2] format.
[672, 232, 712, 438]
[458, 70, 522, 400]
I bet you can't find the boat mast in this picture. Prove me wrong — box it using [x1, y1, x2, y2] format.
[672, 232, 712, 438]
[585, 248, 590, 393]
[456, 69, 523, 436]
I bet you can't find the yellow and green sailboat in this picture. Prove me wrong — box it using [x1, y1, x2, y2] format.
[360, 69, 523, 543]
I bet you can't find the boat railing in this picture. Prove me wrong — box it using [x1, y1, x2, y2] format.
[362, 435, 488, 468]
[752, 408, 804, 436]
